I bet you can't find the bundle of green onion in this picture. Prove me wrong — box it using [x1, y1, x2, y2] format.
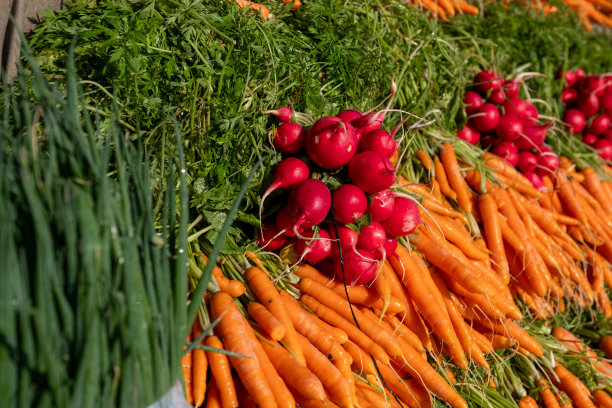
[0, 42, 189, 407]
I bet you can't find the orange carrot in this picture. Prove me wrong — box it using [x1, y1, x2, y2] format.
[205, 335, 239, 408]
[383, 313, 426, 352]
[519, 396, 540, 408]
[372, 263, 393, 320]
[600, 336, 612, 359]
[452, 0, 479, 14]
[331, 283, 405, 315]
[248, 302, 286, 341]
[182, 332, 194, 406]
[232, 0, 272, 20]
[556, 171, 588, 225]
[554, 364, 596, 408]
[192, 323, 208, 408]
[246, 267, 304, 364]
[417, 149, 433, 170]
[434, 155, 458, 201]
[478, 318, 543, 357]
[552, 327, 612, 376]
[483, 152, 542, 198]
[582, 168, 612, 214]
[538, 379, 561, 408]
[593, 389, 612, 408]
[210, 292, 277, 408]
[440, 143, 473, 214]
[200, 253, 246, 297]
[479, 193, 510, 283]
[206, 378, 222, 408]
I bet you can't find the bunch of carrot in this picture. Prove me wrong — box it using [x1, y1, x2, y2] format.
[403, 0, 479, 21]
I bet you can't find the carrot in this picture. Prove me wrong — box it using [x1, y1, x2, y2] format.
[552, 327, 612, 376]
[479, 193, 510, 284]
[210, 292, 277, 408]
[593, 389, 612, 408]
[259, 336, 326, 402]
[294, 263, 335, 285]
[600, 336, 612, 359]
[234, 374, 258, 408]
[374, 363, 431, 408]
[411, 233, 485, 294]
[477, 318, 544, 357]
[499, 212, 525, 253]
[556, 391, 575, 408]
[182, 332, 194, 406]
[434, 156, 458, 201]
[485, 332, 516, 350]
[248, 302, 286, 341]
[437, 0, 456, 15]
[372, 263, 392, 321]
[390, 246, 468, 369]
[422, 196, 470, 226]
[331, 283, 405, 315]
[554, 364, 596, 408]
[416, 149, 433, 170]
[483, 152, 542, 198]
[383, 313, 425, 352]
[582, 168, 612, 214]
[556, 171, 588, 225]
[342, 341, 377, 376]
[538, 379, 561, 408]
[296, 333, 355, 408]
[300, 294, 390, 364]
[452, 0, 479, 14]
[440, 143, 473, 214]
[246, 267, 305, 364]
[206, 378, 222, 408]
[519, 396, 540, 408]
[200, 253, 246, 297]
[355, 380, 399, 408]
[299, 278, 402, 359]
[205, 335, 239, 408]
[428, 212, 489, 260]
[192, 323, 208, 408]
[232, 0, 272, 20]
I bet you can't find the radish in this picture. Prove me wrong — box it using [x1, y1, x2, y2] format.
[601, 90, 612, 111]
[515, 124, 547, 150]
[464, 91, 484, 113]
[561, 88, 578, 105]
[556, 70, 578, 88]
[296, 228, 333, 264]
[578, 93, 600, 118]
[489, 89, 506, 105]
[328, 224, 359, 256]
[575, 68, 585, 81]
[257, 219, 287, 250]
[348, 151, 396, 193]
[587, 114, 611, 136]
[374, 237, 398, 260]
[380, 196, 420, 237]
[594, 139, 612, 161]
[518, 151, 538, 173]
[259, 158, 310, 224]
[582, 133, 598, 145]
[359, 128, 397, 158]
[264, 106, 292, 122]
[352, 80, 397, 137]
[496, 113, 523, 142]
[332, 184, 367, 224]
[368, 189, 395, 222]
[537, 148, 559, 173]
[563, 109, 586, 134]
[523, 171, 544, 190]
[503, 98, 537, 121]
[581, 75, 606, 97]
[502, 80, 520, 99]
[309, 116, 342, 135]
[273, 122, 306, 154]
[333, 248, 378, 285]
[280, 179, 332, 235]
[337, 109, 363, 123]
[473, 70, 503, 94]
[457, 123, 481, 145]
[357, 221, 387, 252]
[305, 120, 359, 169]
[603, 129, 612, 142]
[275, 205, 304, 237]
[480, 133, 500, 148]
[493, 142, 519, 167]
[471, 103, 500, 132]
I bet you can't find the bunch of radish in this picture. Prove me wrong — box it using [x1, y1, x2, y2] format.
[558, 69, 612, 161]
[257, 88, 420, 286]
[456, 69, 559, 190]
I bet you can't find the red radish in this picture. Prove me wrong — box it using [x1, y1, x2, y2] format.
[306, 120, 359, 169]
[575, 68, 585, 81]
[518, 151, 538, 173]
[273, 122, 306, 154]
[581, 75, 606, 97]
[282, 179, 332, 234]
[464, 91, 484, 113]
[257, 219, 287, 250]
[315, 258, 335, 277]
[563, 109, 586, 134]
[308, 116, 342, 135]
[601, 90, 612, 111]
[489, 90, 506, 105]
[359, 129, 397, 158]
[352, 80, 397, 137]
[332, 184, 367, 224]
[582, 133, 598, 145]
[594, 139, 612, 161]
[374, 237, 398, 259]
[333, 249, 378, 285]
[523, 171, 544, 190]
[503, 98, 536, 121]
[522, 103, 539, 124]
[357, 221, 387, 252]
[348, 151, 396, 193]
[296, 228, 333, 264]
[561, 88, 578, 105]
[587, 114, 611, 136]
[328, 224, 359, 256]
[537, 148, 559, 173]
[275, 205, 304, 237]
[264, 106, 292, 122]
[480, 133, 500, 148]
[496, 113, 523, 142]
[337, 109, 363, 123]
[471, 103, 500, 132]
[603, 129, 612, 141]
[557, 70, 578, 88]
[260, 157, 309, 213]
[503, 80, 520, 99]
[473, 70, 503, 94]
[493, 142, 519, 167]
[515, 124, 547, 150]
[578, 93, 600, 118]
[380, 196, 420, 237]
[368, 189, 395, 222]
[457, 123, 481, 145]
